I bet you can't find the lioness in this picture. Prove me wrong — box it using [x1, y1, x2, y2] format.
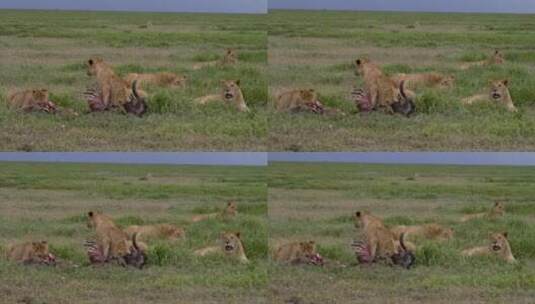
[86, 211, 134, 266]
[354, 211, 404, 262]
[462, 80, 517, 112]
[275, 89, 344, 115]
[195, 80, 249, 112]
[461, 201, 505, 222]
[6, 241, 54, 264]
[124, 224, 185, 242]
[85, 57, 148, 115]
[191, 201, 238, 223]
[354, 58, 416, 115]
[273, 241, 318, 264]
[391, 223, 454, 241]
[460, 50, 505, 70]
[194, 232, 249, 263]
[124, 72, 187, 88]
[391, 72, 455, 90]
[461, 232, 516, 263]
[192, 48, 238, 70]
[7, 89, 58, 113]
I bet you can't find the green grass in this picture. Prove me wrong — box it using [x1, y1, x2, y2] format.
[0, 10, 267, 151]
[268, 162, 535, 303]
[268, 10, 535, 151]
[0, 162, 267, 303]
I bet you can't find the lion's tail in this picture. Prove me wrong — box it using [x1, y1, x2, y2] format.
[399, 232, 408, 252]
[131, 80, 140, 99]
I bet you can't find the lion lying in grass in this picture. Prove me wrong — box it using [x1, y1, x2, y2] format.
[195, 80, 249, 112]
[124, 72, 187, 88]
[461, 201, 505, 222]
[194, 232, 249, 263]
[275, 89, 344, 115]
[391, 72, 455, 90]
[192, 48, 238, 70]
[273, 241, 324, 266]
[191, 201, 238, 223]
[7, 88, 57, 113]
[461, 232, 516, 263]
[462, 80, 517, 112]
[460, 50, 505, 70]
[6, 240, 56, 265]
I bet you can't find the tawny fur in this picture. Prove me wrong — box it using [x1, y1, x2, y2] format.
[460, 50, 505, 70]
[124, 224, 185, 242]
[192, 49, 238, 70]
[124, 72, 187, 88]
[194, 80, 249, 112]
[462, 80, 517, 112]
[6, 241, 50, 263]
[461, 201, 506, 222]
[7, 89, 53, 113]
[461, 232, 516, 263]
[354, 58, 416, 113]
[191, 201, 238, 223]
[86, 57, 148, 111]
[391, 223, 454, 242]
[86, 211, 132, 263]
[353, 211, 416, 262]
[391, 72, 455, 90]
[273, 241, 317, 264]
[194, 232, 249, 263]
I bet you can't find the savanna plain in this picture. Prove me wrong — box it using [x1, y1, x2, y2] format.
[268, 10, 535, 151]
[0, 162, 268, 304]
[268, 162, 535, 304]
[0, 10, 267, 151]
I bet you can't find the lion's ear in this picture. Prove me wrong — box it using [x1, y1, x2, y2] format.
[355, 211, 361, 218]
[88, 59, 94, 66]
[503, 231, 508, 238]
[235, 79, 240, 86]
[502, 79, 509, 86]
[235, 232, 241, 238]
[88, 211, 94, 217]
[356, 59, 362, 66]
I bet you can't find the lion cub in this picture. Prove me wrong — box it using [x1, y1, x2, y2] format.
[273, 241, 318, 264]
[195, 80, 249, 112]
[124, 224, 185, 242]
[275, 89, 343, 115]
[6, 241, 51, 264]
[461, 201, 505, 222]
[86, 57, 148, 113]
[124, 72, 187, 88]
[194, 232, 249, 263]
[461, 232, 516, 263]
[7, 89, 58, 113]
[391, 223, 454, 242]
[87, 211, 134, 265]
[191, 201, 238, 223]
[462, 80, 517, 112]
[193, 48, 238, 70]
[391, 72, 455, 90]
[354, 58, 416, 115]
[460, 50, 505, 70]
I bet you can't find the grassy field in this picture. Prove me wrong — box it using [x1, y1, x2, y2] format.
[268, 10, 535, 151]
[268, 162, 535, 303]
[0, 10, 267, 151]
[0, 162, 268, 304]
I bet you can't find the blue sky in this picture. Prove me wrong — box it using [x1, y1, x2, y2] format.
[0, 152, 267, 166]
[0, 0, 267, 13]
[1, 153, 535, 166]
[269, 0, 535, 13]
